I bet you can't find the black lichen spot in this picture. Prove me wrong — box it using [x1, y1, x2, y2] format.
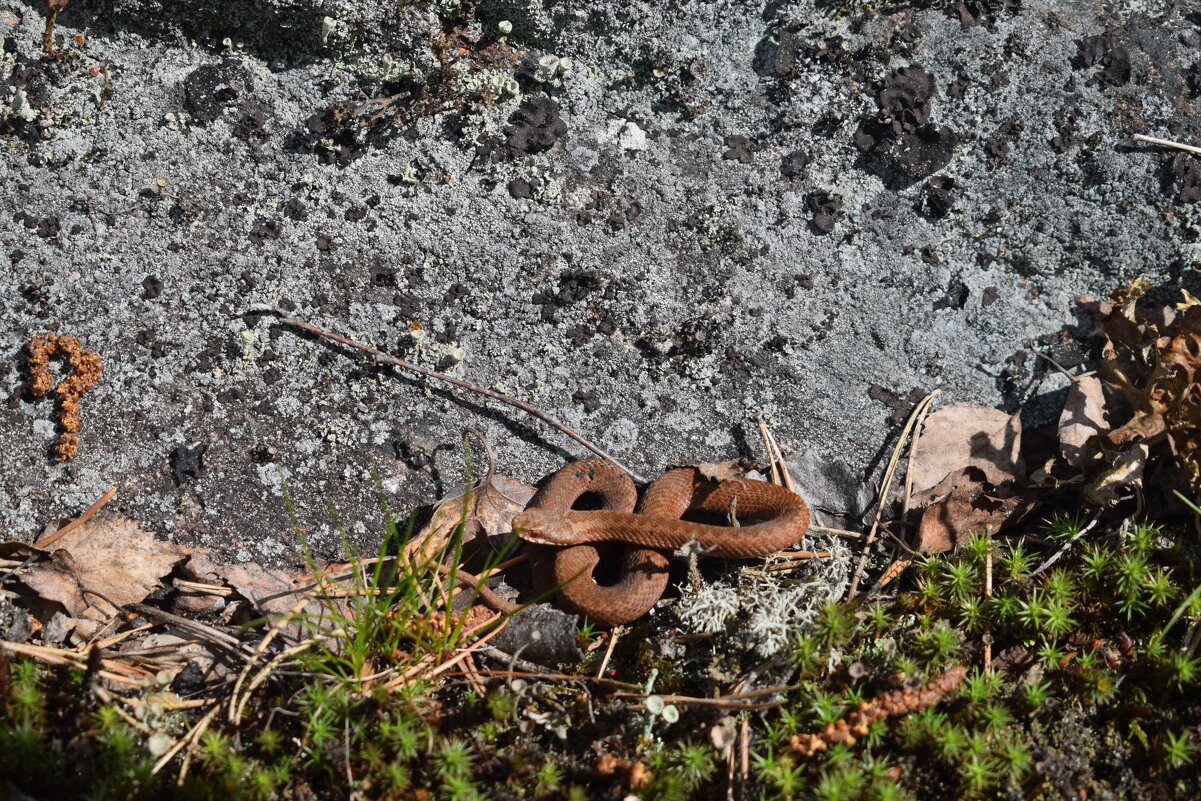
[1171, 154, 1201, 203]
[954, 0, 1019, 28]
[182, 60, 251, 125]
[169, 443, 208, 486]
[781, 150, 810, 178]
[283, 198, 308, 221]
[1073, 33, 1131, 88]
[572, 389, 601, 413]
[920, 176, 956, 220]
[854, 65, 958, 181]
[808, 191, 843, 233]
[142, 275, 164, 299]
[248, 219, 281, 245]
[507, 177, 535, 198]
[504, 97, 567, 155]
[392, 291, 422, 319]
[722, 135, 753, 163]
[1050, 109, 1076, 153]
[934, 279, 969, 311]
[868, 385, 930, 427]
[368, 259, 396, 287]
[233, 103, 271, 143]
[14, 211, 61, 239]
[984, 118, 1023, 162]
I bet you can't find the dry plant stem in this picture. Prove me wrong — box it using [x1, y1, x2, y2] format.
[255, 308, 648, 484]
[1133, 133, 1201, 156]
[597, 627, 621, 679]
[757, 418, 782, 486]
[740, 718, 750, 787]
[984, 531, 994, 672]
[467, 668, 641, 691]
[233, 640, 320, 724]
[847, 389, 941, 598]
[473, 643, 551, 674]
[759, 419, 796, 493]
[229, 593, 315, 722]
[1031, 348, 1080, 382]
[1030, 512, 1100, 577]
[808, 524, 863, 539]
[35, 487, 117, 548]
[125, 603, 251, 657]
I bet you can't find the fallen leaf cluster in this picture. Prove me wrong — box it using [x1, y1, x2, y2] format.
[27, 333, 102, 460]
[1088, 278, 1201, 493]
[904, 279, 1201, 552]
[786, 665, 967, 757]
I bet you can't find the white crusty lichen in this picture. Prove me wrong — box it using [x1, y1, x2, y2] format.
[675, 535, 852, 658]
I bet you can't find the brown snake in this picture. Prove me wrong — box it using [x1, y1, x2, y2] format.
[492, 458, 811, 626]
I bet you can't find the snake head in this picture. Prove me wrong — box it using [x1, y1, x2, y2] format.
[512, 508, 578, 546]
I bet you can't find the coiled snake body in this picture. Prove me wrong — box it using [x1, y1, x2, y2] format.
[509, 458, 811, 626]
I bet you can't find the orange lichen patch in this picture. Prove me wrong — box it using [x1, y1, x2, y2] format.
[27, 334, 103, 461]
[787, 666, 967, 757]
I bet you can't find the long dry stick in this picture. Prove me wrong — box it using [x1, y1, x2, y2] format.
[1133, 133, 1201, 156]
[846, 389, 941, 598]
[248, 307, 648, 484]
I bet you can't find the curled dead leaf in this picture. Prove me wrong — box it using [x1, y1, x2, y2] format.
[16, 517, 188, 620]
[408, 475, 535, 564]
[667, 459, 759, 483]
[910, 404, 1024, 496]
[912, 467, 1030, 554]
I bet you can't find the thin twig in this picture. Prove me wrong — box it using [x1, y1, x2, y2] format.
[35, 487, 117, 548]
[808, 524, 863, 539]
[229, 593, 316, 722]
[1133, 133, 1201, 157]
[847, 389, 941, 598]
[1030, 348, 1081, 383]
[249, 307, 648, 484]
[472, 643, 552, 674]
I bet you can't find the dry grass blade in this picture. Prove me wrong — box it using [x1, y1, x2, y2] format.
[126, 603, 252, 657]
[757, 418, 796, 493]
[229, 592, 318, 723]
[151, 706, 219, 778]
[232, 639, 321, 724]
[847, 389, 941, 598]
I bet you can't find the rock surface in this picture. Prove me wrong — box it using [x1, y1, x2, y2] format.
[2, 0, 1199, 561]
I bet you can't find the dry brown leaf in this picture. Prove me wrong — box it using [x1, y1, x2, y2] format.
[910, 404, 1024, 496]
[17, 517, 188, 620]
[913, 467, 1028, 554]
[408, 475, 535, 563]
[1059, 373, 1109, 469]
[671, 459, 759, 483]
